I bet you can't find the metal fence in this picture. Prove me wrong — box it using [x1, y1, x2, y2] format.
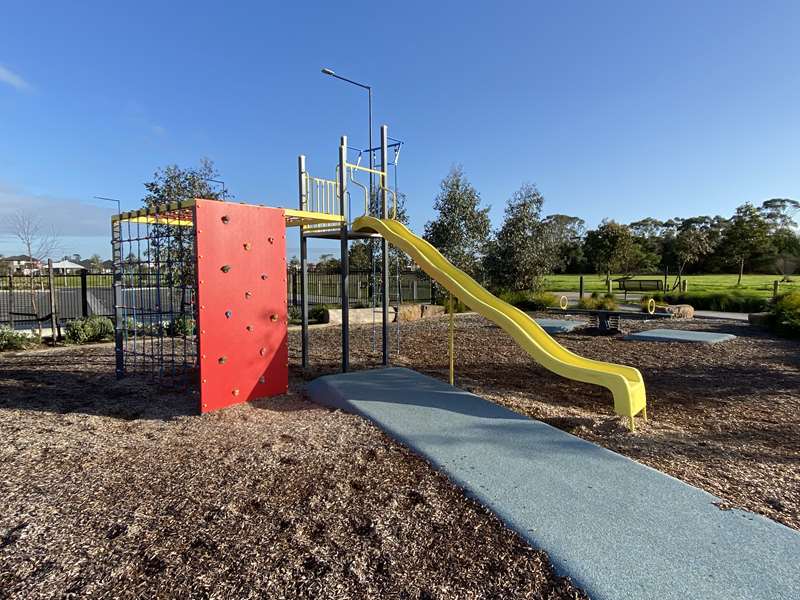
[287, 269, 433, 308]
[0, 272, 114, 331]
[1, 269, 434, 330]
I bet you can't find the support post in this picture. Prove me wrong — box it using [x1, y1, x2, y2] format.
[299, 155, 309, 369]
[47, 260, 57, 344]
[80, 269, 89, 317]
[579, 275, 584, 299]
[449, 293, 454, 386]
[112, 219, 125, 378]
[8, 275, 14, 329]
[380, 125, 390, 366]
[773, 280, 779, 299]
[664, 266, 668, 291]
[338, 136, 350, 372]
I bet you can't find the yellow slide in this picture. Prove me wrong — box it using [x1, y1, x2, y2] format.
[352, 215, 647, 426]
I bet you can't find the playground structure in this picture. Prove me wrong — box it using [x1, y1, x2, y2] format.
[112, 124, 648, 428]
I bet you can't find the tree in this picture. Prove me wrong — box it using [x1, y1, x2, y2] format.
[88, 254, 103, 271]
[349, 190, 412, 273]
[315, 253, 340, 272]
[543, 214, 586, 273]
[718, 203, 771, 285]
[583, 220, 639, 282]
[423, 166, 491, 281]
[484, 183, 561, 291]
[140, 159, 229, 293]
[348, 243, 372, 270]
[770, 228, 800, 281]
[672, 225, 712, 288]
[143, 158, 229, 208]
[760, 198, 799, 231]
[11, 212, 59, 336]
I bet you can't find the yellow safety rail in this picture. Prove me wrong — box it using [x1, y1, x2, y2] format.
[353, 215, 648, 430]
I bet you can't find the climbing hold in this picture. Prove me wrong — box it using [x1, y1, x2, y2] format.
[270, 314, 278, 322]
[218, 356, 227, 364]
[259, 347, 267, 356]
[258, 376, 266, 384]
[261, 274, 268, 280]
[225, 310, 232, 319]
[221, 215, 230, 224]
[221, 265, 231, 273]
[268, 236, 274, 244]
[232, 388, 240, 397]
[243, 242, 252, 251]
[246, 325, 254, 332]
[245, 291, 252, 299]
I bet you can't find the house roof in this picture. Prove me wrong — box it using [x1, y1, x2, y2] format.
[50, 260, 86, 270]
[1, 255, 36, 262]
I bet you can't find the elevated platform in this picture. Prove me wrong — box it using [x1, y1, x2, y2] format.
[307, 367, 800, 600]
[625, 328, 736, 344]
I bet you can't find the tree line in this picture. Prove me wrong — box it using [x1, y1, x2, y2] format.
[130, 159, 799, 292]
[422, 167, 799, 291]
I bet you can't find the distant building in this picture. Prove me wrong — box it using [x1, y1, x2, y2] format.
[0, 255, 42, 275]
[50, 260, 86, 274]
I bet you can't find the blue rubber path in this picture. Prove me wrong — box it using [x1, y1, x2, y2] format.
[626, 328, 736, 344]
[534, 318, 585, 333]
[307, 367, 800, 600]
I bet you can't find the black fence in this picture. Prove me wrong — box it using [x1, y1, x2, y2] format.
[0, 272, 114, 331]
[0, 269, 434, 330]
[287, 269, 433, 308]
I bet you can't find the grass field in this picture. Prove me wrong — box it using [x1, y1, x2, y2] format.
[542, 274, 800, 298]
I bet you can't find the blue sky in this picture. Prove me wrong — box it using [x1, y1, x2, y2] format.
[1, 1, 798, 260]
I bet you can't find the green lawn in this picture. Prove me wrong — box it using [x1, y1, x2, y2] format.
[542, 273, 800, 298]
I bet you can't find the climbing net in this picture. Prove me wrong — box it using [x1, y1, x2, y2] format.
[111, 203, 198, 382]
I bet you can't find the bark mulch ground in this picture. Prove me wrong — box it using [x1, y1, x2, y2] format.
[0, 344, 586, 600]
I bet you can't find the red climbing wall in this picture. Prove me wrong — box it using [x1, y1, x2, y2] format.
[195, 199, 288, 413]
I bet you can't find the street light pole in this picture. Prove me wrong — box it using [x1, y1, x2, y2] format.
[94, 196, 122, 215]
[321, 68, 373, 202]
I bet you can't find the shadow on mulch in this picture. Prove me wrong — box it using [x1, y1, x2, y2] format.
[0, 349, 196, 421]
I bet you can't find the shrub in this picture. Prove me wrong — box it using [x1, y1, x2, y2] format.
[309, 305, 329, 323]
[769, 291, 800, 338]
[65, 319, 89, 344]
[578, 292, 617, 311]
[498, 290, 558, 311]
[444, 297, 471, 314]
[288, 305, 301, 323]
[166, 314, 195, 337]
[65, 316, 115, 344]
[0, 326, 30, 351]
[655, 291, 767, 313]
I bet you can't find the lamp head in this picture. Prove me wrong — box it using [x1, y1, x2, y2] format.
[321, 67, 336, 76]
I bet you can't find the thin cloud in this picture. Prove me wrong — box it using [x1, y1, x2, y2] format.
[0, 64, 33, 92]
[0, 184, 111, 240]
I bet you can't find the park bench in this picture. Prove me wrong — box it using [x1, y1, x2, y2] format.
[617, 278, 663, 300]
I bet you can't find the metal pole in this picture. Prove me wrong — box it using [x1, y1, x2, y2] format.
[112, 219, 125, 378]
[339, 136, 350, 372]
[47, 259, 57, 345]
[380, 125, 389, 365]
[368, 87, 373, 208]
[80, 269, 89, 317]
[449, 293, 454, 385]
[299, 155, 309, 368]
[8, 275, 14, 329]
